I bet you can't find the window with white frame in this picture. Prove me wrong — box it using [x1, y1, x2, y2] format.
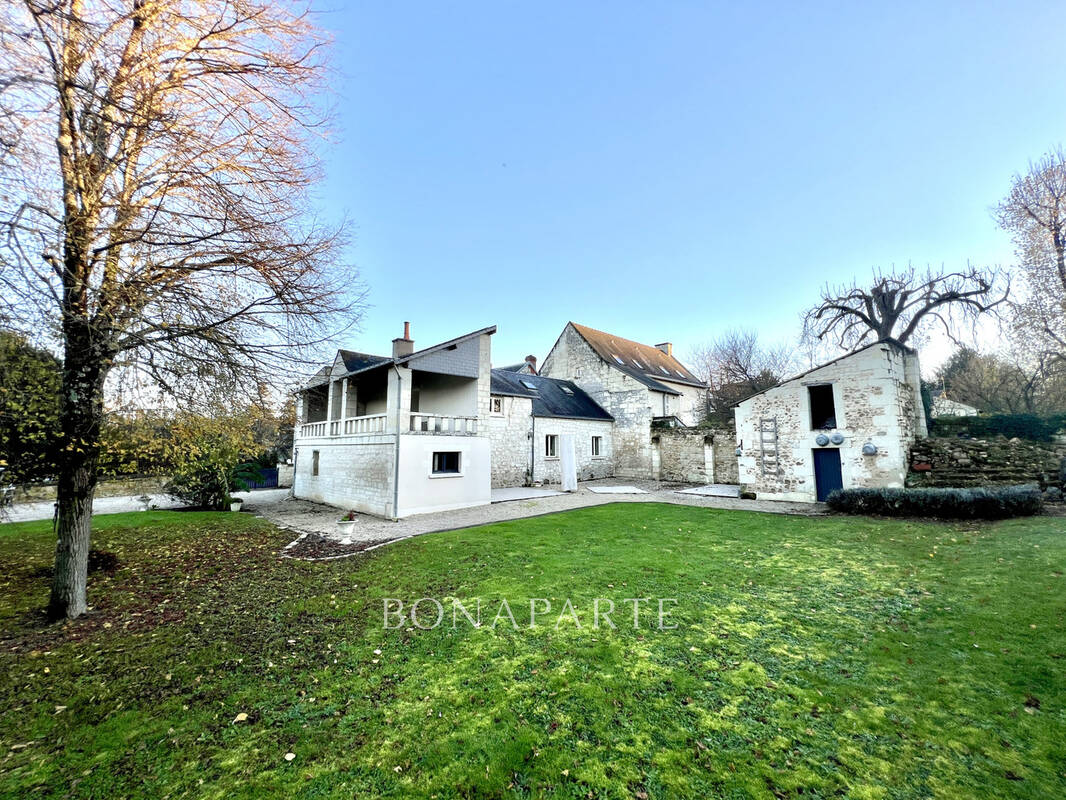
[490, 396, 503, 414]
[545, 434, 558, 458]
[591, 436, 602, 457]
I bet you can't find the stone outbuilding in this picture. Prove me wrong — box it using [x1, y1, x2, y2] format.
[733, 340, 927, 502]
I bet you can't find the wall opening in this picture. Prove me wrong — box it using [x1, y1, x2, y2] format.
[809, 384, 837, 429]
[312, 450, 320, 476]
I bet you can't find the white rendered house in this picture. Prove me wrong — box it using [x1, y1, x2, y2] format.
[293, 324, 495, 518]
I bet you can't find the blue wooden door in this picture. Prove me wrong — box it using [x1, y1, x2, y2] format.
[812, 449, 843, 501]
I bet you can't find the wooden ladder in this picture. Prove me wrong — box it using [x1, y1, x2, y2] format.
[759, 417, 780, 476]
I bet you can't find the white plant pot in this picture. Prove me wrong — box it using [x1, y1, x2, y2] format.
[230, 501, 243, 512]
[337, 520, 356, 535]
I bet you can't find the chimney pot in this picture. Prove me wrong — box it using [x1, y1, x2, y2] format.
[403, 321, 410, 340]
[655, 342, 673, 357]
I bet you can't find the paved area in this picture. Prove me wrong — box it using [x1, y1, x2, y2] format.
[243, 478, 828, 549]
[3, 488, 290, 523]
[676, 484, 741, 498]
[587, 485, 649, 494]
[491, 487, 564, 502]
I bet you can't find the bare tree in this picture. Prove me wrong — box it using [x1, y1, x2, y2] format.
[996, 147, 1066, 365]
[803, 265, 1008, 349]
[689, 329, 794, 422]
[0, 1, 363, 619]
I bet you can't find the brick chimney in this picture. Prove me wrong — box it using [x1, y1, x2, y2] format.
[655, 342, 673, 357]
[524, 355, 537, 374]
[392, 321, 414, 358]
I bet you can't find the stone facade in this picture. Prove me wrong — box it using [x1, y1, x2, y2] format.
[485, 394, 534, 487]
[294, 435, 396, 517]
[484, 392, 615, 487]
[541, 324, 662, 479]
[532, 417, 615, 484]
[734, 342, 927, 502]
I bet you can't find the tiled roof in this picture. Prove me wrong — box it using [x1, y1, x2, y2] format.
[569, 322, 706, 390]
[490, 369, 613, 421]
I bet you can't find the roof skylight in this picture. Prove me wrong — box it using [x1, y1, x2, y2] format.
[520, 379, 538, 390]
[612, 355, 624, 365]
[560, 385, 574, 395]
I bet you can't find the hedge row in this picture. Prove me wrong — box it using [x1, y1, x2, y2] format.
[826, 484, 1043, 520]
[930, 413, 1066, 443]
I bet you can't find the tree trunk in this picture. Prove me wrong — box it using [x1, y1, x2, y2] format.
[47, 327, 108, 621]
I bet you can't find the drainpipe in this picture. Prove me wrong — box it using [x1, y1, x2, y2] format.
[530, 414, 536, 485]
[391, 364, 402, 521]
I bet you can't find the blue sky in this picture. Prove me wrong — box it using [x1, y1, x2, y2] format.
[312, 1, 1066, 371]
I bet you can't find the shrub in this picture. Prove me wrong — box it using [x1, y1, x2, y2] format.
[930, 413, 1066, 442]
[826, 484, 1043, 520]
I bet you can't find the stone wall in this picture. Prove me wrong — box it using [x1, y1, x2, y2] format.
[907, 437, 1066, 489]
[293, 435, 395, 517]
[532, 417, 615, 484]
[485, 394, 533, 487]
[650, 427, 738, 484]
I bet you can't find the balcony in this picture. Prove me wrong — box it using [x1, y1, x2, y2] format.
[298, 412, 478, 439]
[408, 413, 478, 435]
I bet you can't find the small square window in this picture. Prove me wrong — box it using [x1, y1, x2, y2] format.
[490, 397, 503, 414]
[520, 379, 538, 390]
[432, 451, 461, 474]
[312, 450, 320, 476]
[545, 435, 558, 458]
[592, 436, 602, 456]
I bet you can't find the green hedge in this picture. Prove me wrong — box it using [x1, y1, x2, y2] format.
[930, 413, 1066, 442]
[826, 485, 1043, 520]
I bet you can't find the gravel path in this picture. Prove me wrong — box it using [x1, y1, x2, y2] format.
[240, 479, 827, 555]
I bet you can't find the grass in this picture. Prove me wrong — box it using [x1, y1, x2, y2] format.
[0, 505, 1063, 799]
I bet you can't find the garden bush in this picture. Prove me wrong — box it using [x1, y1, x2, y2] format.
[826, 484, 1043, 519]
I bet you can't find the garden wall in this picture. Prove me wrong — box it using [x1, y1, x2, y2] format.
[907, 437, 1066, 490]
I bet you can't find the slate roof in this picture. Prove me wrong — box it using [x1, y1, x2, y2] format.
[490, 369, 613, 421]
[338, 350, 392, 375]
[498, 362, 535, 375]
[568, 322, 706, 391]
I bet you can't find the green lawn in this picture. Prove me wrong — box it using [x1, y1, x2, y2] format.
[0, 505, 1063, 799]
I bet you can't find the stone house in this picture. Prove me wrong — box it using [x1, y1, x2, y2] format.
[539, 322, 709, 478]
[293, 323, 495, 518]
[733, 340, 927, 502]
[486, 367, 614, 487]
